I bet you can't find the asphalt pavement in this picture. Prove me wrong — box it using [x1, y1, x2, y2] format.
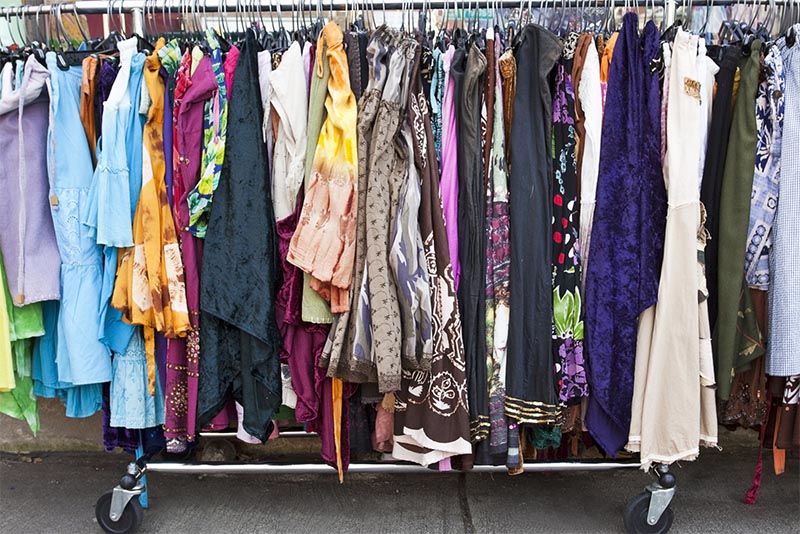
[0, 429, 797, 534]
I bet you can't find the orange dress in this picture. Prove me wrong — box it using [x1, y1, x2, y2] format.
[112, 39, 191, 394]
[287, 22, 358, 314]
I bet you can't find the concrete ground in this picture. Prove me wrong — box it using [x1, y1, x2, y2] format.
[0, 430, 797, 534]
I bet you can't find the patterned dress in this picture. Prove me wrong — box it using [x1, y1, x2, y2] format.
[186, 30, 229, 238]
[744, 46, 784, 290]
[484, 38, 513, 459]
[392, 34, 472, 466]
[551, 54, 588, 406]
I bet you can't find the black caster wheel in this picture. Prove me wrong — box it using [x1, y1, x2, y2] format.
[623, 491, 674, 534]
[95, 491, 144, 534]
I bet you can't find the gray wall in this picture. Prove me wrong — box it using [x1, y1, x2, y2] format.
[1, 398, 104, 452]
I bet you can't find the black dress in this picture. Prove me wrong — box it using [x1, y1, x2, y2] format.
[506, 24, 563, 424]
[453, 43, 490, 441]
[197, 31, 282, 442]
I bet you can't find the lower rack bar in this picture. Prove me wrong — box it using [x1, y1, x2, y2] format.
[143, 460, 640, 475]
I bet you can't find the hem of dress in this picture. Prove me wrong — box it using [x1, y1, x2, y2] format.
[638, 447, 700, 471]
[505, 396, 561, 423]
[393, 429, 472, 467]
[14, 291, 60, 306]
[470, 416, 490, 441]
[328, 356, 377, 384]
[391, 444, 454, 467]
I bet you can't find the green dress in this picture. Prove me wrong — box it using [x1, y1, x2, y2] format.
[0, 249, 42, 434]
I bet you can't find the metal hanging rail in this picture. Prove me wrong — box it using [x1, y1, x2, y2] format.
[4, 0, 652, 14]
[0, 0, 790, 15]
[1, 0, 792, 47]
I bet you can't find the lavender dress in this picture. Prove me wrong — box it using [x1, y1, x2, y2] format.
[584, 14, 666, 457]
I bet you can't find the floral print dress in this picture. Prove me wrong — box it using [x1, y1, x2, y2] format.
[551, 52, 588, 407]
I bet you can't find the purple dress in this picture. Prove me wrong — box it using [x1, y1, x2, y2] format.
[164, 56, 218, 452]
[584, 14, 666, 457]
[0, 59, 61, 306]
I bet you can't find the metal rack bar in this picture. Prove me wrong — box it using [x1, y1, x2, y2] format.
[144, 460, 641, 475]
[200, 430, 318, 438]
[0, 0, 788, 17]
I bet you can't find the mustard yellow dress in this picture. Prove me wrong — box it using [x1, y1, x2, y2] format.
[113, 40, 191, 395]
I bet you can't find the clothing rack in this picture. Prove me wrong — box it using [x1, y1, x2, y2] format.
[0, 0, 792, 36]
[4, 0, 787, 532]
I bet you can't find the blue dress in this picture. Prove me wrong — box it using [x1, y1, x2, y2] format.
[583, 16, 667, 456]
[38, 55, 110, 416]
[86, 43, 147, 355]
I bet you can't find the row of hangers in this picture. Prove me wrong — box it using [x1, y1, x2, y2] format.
[1, 0, 797, 70]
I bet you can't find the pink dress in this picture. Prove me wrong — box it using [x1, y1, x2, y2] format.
[440, 46, 460, 289]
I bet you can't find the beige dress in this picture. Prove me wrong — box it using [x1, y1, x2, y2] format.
[627, 30, 718, 469]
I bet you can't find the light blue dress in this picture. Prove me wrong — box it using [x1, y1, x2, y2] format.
[110, 329, 165, 428]
[96, 48, 147, 355]
[46, 53, 111, 385]
[768, 30, 800, 377]
[31, 55, 107, 417]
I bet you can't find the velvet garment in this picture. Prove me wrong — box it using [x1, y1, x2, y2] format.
[584, 15, 666, 457]
[506, 24, 563, 424]
[198, 31, 282, 442]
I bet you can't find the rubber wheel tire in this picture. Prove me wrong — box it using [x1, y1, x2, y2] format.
[95, 491, 144, 534]
[623, 491, 674, 534]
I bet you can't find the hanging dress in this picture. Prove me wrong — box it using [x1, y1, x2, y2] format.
[483, 35, 513, 462]
[713, 40, 763, 399]
[198, 30, 282, 442]
[575, 38, 602, 291]
[700, 44, 740, 331]
[440, 45, 461, 290]
[506, 24, 563, 424]
[89, 40, 146, 356]
[768, 28, 800, 378]
[46, 52, 112, 400]
[452, 43, 489, 439]
[288, 22, 359, 315]
[627, 30, 718, 468]
[584, 14, 666, 456]
[0, 58, 61, 307]
[163, 45, 219, 453]
[551, 46, 588, 409]
[361, 34, 409, 394]
[393, 34, 472, 466]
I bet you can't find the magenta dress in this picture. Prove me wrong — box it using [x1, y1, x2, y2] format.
[440, 46, 461, 290]
[164, 54, 218, 452]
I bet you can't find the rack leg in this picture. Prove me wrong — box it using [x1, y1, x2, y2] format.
[135, 442, 149, 510]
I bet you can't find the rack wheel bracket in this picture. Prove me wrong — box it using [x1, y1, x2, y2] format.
[95, 461, 147, 534]
[645, 481, 675, 526]
[109, 484, 145, 523]
[95, 486, 145, 534]
[623, 464, 676, 533]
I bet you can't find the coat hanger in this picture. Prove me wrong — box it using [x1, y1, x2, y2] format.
[2, 10, 15, 47]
